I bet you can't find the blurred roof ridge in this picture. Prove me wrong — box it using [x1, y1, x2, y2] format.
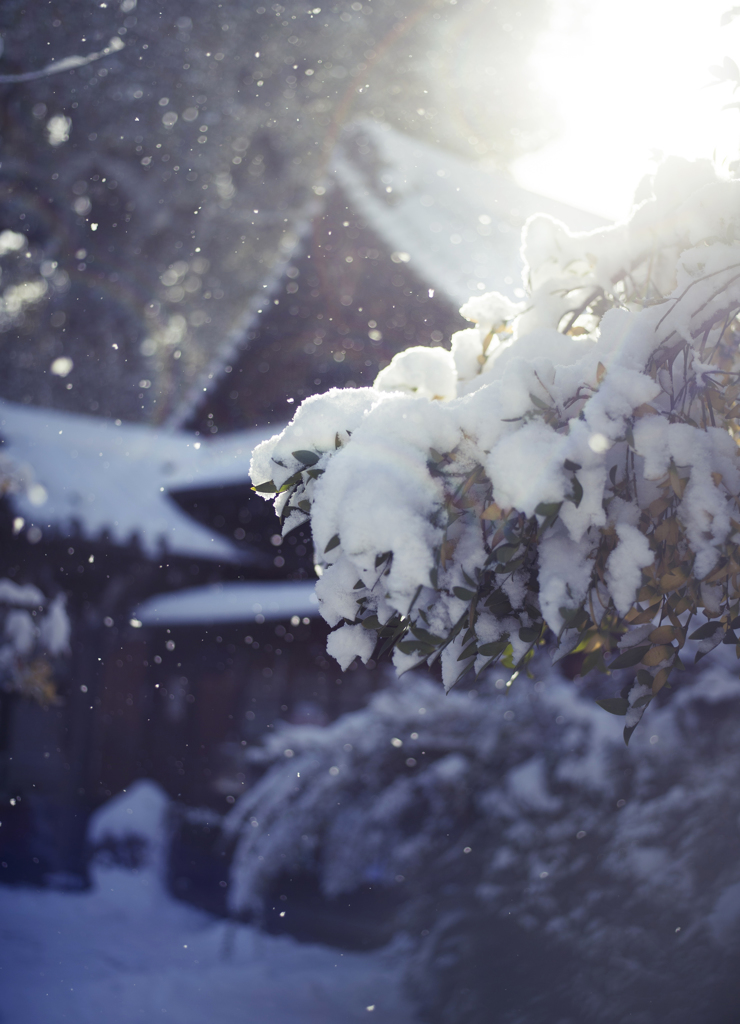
[164, 195, 323, 433]
[332, 118, 608, 307]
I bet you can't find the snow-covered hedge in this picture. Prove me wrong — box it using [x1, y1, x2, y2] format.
[225, 671, 625, 917]
[252, 158, 740, 740]
[224, 663, 740, 1023]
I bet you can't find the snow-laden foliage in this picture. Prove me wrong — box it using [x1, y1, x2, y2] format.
[252, 158, 740, 740]
[0, 585, 70, 703]
[87, 779, 170, 873]
[225, 663, 740, 1023]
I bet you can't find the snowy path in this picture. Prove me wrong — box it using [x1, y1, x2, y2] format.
[0, 866, 417, 1024]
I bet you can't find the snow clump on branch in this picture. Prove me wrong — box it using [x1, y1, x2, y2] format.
[251, 158, 740, 742]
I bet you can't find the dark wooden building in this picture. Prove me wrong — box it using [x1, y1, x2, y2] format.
[0, 401, 339, 883]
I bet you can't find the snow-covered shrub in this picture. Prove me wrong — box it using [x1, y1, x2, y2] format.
[0, 452, 70, 703]
[225, 662, 740, 1023]
[87, 779, 170, 873]
[252, 159, 740, 740]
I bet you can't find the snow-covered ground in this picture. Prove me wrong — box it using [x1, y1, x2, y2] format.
[0, 867, 415, 1024]
[0, 783, 416, 1024]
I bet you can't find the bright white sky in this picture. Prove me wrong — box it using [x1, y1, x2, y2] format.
[512, 0, 740, 220]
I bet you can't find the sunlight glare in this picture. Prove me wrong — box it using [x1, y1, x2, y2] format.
[512, 0, 740, 219]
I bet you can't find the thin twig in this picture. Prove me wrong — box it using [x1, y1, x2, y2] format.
[0, 38, 124, 84]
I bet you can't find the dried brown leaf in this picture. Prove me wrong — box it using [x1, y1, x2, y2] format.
[643, 643, 674, 666]
[649, 625, 676, 644]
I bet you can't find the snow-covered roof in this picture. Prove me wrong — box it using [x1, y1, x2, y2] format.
[132, 580, 319, 626]
[0, 400, 278, 562]
[331, 121, 608, 307]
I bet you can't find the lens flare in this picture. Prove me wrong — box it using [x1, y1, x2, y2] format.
[513, 0, 740, 219]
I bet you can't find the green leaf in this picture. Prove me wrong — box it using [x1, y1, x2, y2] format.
[495, 544, 519, 563]
[633, 694, 652, 709]
[505, 556, 527, 573]
[362, 615, 382, 630]
[623, 722, 639, 746]
[353, 579, 366, 590]
[406, 584, 423, 620]
[529, 392, 551, 411]
[570, 475, 583, 508]
[324, 534, 340, 553]
[609, 645, 650, 670]
[278, 470, 304, 493]
[375, 626, 405, 659]
[535, 501, 562, 518]
[688, 622, 723, 641]
[695, 644, 721, 664]
[457, 642, 478, 661]
[292, 449, 320, 466]
[297, 500, 311, 512]
[375, 551, 391, 568]
[409, 624, 444, 645]
[556, 606, 581, 622]
[559, 605, 586, 627]
[397, 640, 434, 657]
[252, 480, 277, 493]
[581, 649, 607, 675]
[447, 613, 467, 641]
[500, 642, 515, 668]
[453, 587, 476, 601]
[595, 697, 629, 716]
[487, 591, 513, 617]
[477, 638, 509, 658]
[563, 459, 582, 472]
[518, 626, 540, 643]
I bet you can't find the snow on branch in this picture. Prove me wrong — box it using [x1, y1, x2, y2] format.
[252, 157, 740, 742]
[0, 37, 124, 84]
